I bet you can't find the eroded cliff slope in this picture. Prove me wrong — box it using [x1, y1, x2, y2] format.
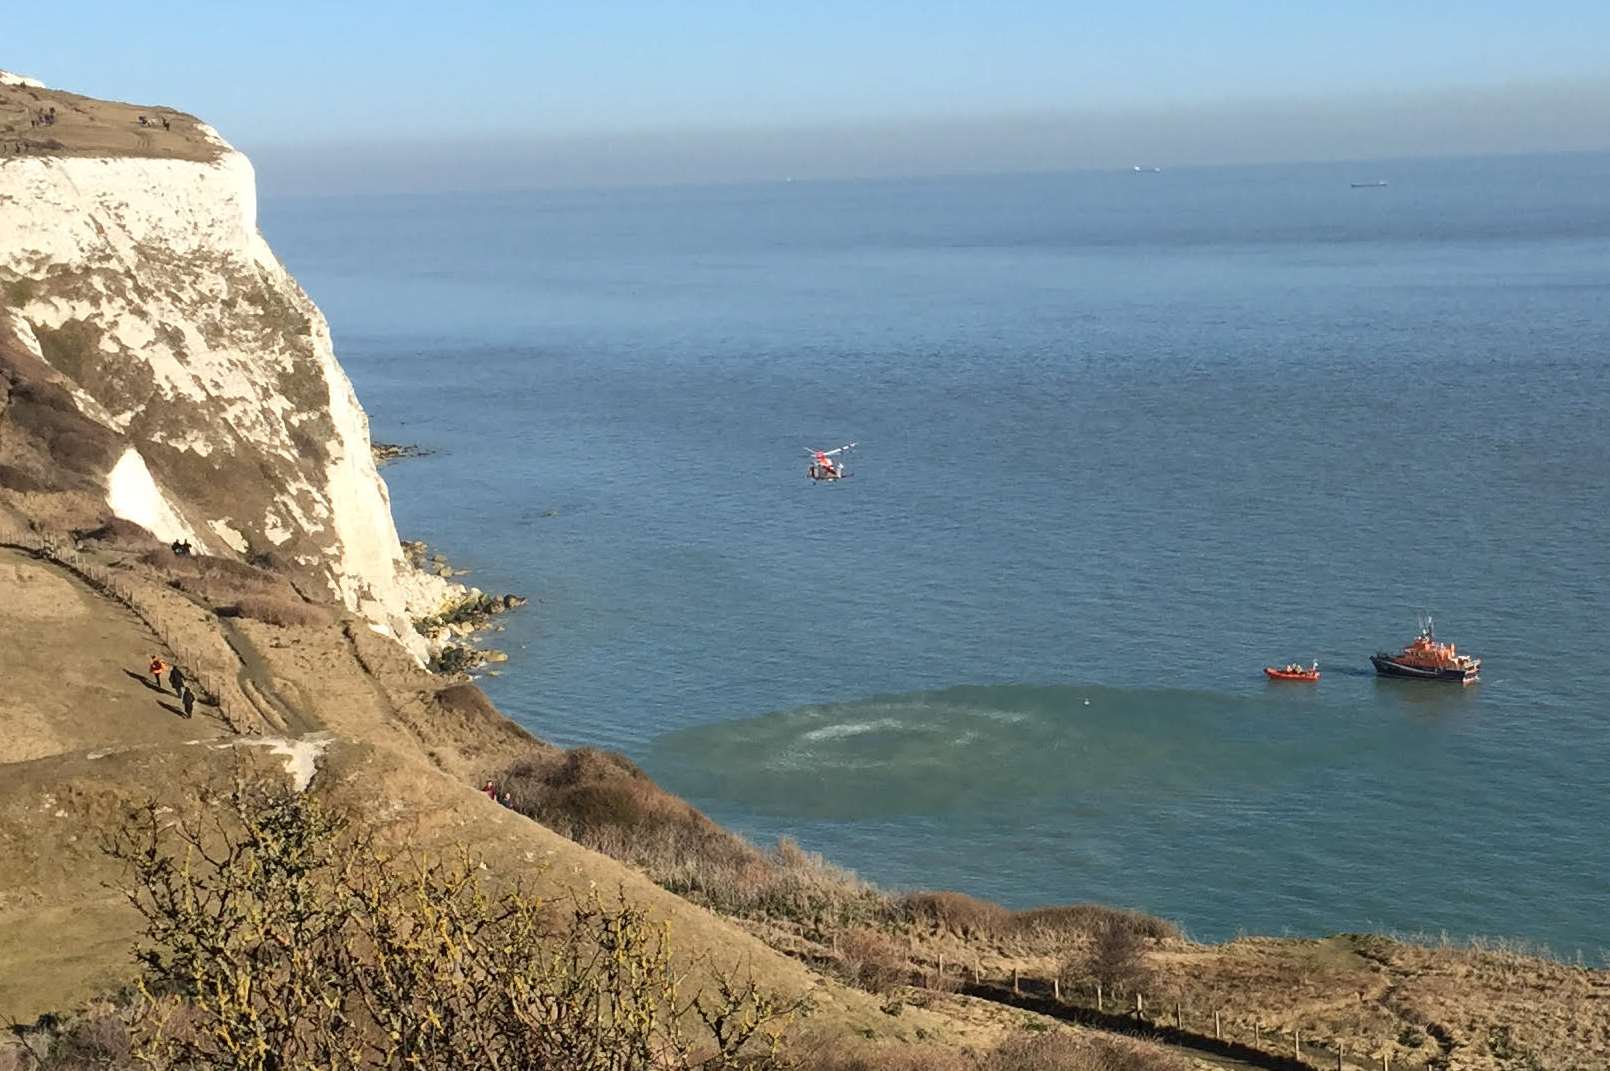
[0, 71, 450, 653]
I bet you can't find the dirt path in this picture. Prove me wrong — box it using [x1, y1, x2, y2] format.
[208, 610, 319, 734]
[0, 547, 229, 763]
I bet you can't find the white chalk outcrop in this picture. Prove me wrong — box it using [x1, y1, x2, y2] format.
[0, 83, 465, 659]
[104, 447, 205, 547]
[0, 70, 45, 89]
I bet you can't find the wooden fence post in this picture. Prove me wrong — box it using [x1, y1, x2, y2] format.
[1254, 1021, 1262, 1046]
[1096, 982, 1103, 1011]
[937, 953, 945, 979]
[1382, 1054, 1390, 1071]
[1174, 1002, 1182, 1030]
[1214, 1010, 1221, 1040]
[972, 957, 980, 985]
[1012, 967, 1020, 995]
[1134, 992, 1144, 1023]
[1294, 1029, 1301, 1061]
[1052, 977, 1060, 1001]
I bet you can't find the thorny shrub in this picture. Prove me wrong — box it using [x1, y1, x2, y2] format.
[104, 780, 801, 1071]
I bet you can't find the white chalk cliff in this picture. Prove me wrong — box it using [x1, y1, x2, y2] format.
[0, 71, 457, 658]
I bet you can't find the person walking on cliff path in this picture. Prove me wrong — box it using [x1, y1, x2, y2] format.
[168, 663, 185, 696]
[181, 687, 195, 719]
[148, 655, 166, 690]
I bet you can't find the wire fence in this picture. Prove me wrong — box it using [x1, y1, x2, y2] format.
[0, 516, 258, 733]
[908, 952, 1417, 1071]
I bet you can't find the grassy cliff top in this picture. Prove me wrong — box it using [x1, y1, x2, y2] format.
[0, 79, 223, 163]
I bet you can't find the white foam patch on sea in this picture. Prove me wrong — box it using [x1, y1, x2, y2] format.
[799, 717, 906, 743]
[968, 706, 1029, 723]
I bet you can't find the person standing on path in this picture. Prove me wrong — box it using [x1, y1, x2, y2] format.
[148, 655, 166, 689]
[168, 663, 185, 696]
[181, 687, 195, 719]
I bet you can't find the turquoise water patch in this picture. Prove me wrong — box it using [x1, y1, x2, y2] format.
[650, 683, 1356, 820]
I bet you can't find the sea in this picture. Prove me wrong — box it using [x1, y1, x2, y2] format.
[261, 153, 1610, 957]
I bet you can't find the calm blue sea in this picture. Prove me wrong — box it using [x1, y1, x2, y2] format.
[262, 154, 1610, 955]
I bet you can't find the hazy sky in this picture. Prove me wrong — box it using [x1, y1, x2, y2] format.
[9, 1, 1610, 192]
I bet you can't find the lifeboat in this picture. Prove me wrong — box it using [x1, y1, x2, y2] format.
[1371, 616, 1479, 684]
[1265, 662, 1319, 682]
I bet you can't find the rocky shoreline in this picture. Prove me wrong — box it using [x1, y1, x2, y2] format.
[373, 447, 525, 675]
[372, 441, 433, 466]
[402, 539, 527, 675]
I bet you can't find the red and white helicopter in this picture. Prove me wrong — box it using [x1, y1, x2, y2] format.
[805, 442, 856, 482]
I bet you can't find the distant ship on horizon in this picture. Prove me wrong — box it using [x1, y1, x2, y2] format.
[1133, 165, 1162, 173]
[1350, 180, 1389, 188]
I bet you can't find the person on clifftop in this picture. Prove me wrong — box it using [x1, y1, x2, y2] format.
[168, 663, 185, 696]
[148, 656, 166, 690]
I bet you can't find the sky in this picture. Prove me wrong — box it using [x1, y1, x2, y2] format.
[9, 1, 1610, 192]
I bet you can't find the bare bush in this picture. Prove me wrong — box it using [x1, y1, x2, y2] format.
[105, 779, 798, 1071]
[33, 1007, 133, 1070]
[1061, 918, 1153, 996]
[836, 928, 909, 995]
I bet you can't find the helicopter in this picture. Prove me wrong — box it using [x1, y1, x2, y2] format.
[805, 443, 856, 482]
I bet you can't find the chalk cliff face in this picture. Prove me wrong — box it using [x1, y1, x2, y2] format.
[0, 72, 453, 656]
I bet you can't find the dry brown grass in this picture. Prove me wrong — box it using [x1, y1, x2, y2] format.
[434, 682, 504, 722]
[501, 747, 747, 861]
[0, 462, 57, 494]
[499, 750, 891, 934]
[4, 381, 124, 477]
[138, 549, 279, 587]
[903, 891, 1178, 948]
[794, 1036, 975, 1071]
[985, 1033, 1191, 1071]
[135, 549, 309, 613]
[835, 928, 910, 994]
[218, 594, 332, 629]
[73, 517, 162, 552]
[792, 1030, 1189, 1071]
[903, 891, 1014, 936]
[0, 81, 222, 163]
